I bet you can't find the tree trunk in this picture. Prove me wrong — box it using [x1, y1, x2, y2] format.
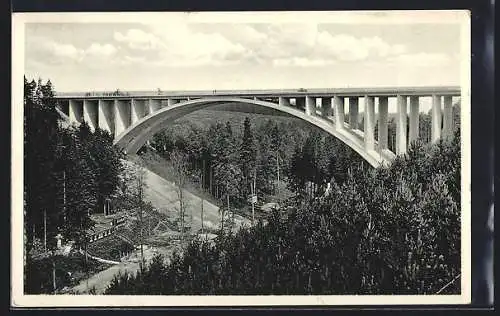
[52, 259, 56, 294]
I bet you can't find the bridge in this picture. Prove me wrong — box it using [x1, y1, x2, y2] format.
[54, 87, 461, 167]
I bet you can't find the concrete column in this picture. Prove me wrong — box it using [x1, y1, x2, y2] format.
[69, 99, 83, 123]
[148, 98, 161, 114]
[378, 96, 389, 150]
[321, 97, 333, 117]
[364, 96, 375, 151]
[431, 95, 442, 143]
[131, 99, 147, 124]
[83, 100, 98, 131]
[278, 96, 290, 106]
[396, 95, 408, 155]
[409, 96, 420, 144]
[114, 99, 131, 138]
[305, 96, 315, 116]
[333, 96, 345, 129]
[98, 99, 114, 135]
[167, 98, 179, 107]
[349, 97, 359, 129]
[295, 97, 305, 111]
[442, 95, 454, 140]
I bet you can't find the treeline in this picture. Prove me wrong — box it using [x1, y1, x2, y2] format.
[24, 77, 123, 292]
[24, 77, 123, 252]
[105, 130, 461, 295]
[147, 117, 364, 208]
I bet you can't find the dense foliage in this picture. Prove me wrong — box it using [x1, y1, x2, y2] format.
[24, 254, 111, 294]
[148, 117, 364, 209]
[24, 77, 123, 293]
[106, 130, 461, 295]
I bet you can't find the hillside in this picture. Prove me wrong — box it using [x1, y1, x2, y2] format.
[126, 153, 252, 234]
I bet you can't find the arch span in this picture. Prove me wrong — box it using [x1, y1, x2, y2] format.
[113, 97, 394, 167]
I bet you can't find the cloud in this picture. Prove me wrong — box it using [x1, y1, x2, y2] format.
[114, 28, 163, 50]
[273, 57, 337, 67]
[388, 52, 453, 66]
[111, 25, 252, 67]
[86, 43, 117, 57]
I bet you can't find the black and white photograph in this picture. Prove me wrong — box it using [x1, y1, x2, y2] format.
[12, 10, 471, 307]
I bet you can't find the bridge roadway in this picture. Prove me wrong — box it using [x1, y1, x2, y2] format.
[54, 86, 461, 99]
[54, 86, 461, 168]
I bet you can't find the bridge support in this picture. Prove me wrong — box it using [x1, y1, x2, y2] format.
[114, 99, 131, 138]
[349, 97, 359, 130]
[131, 99, 147, 124]
[334, 96, 345, 129]
[409, 96, 420, 144]
[148, 99, 161, 115]
[442, 95, 454, 140]
[69, 100, 83, 123]
[167, 98, 178, 107]
[83, 100, 98, 131]
[278, 96, 290, 107]
[396, 95, 408, 155]
[378, 96, 389, 150]
[98, 100, 114, 134]
[364, 96, 375, 151]
[431, 95, 442, 143]
[305, 96, 315, 116]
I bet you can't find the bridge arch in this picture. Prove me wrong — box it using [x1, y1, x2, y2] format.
[113, 97, 393, 168]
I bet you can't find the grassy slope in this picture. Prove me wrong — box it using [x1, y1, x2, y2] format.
[127, 153, 252, 235]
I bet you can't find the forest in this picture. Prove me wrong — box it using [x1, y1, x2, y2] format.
[23, 76, 461, 295]
[106, 130, 461, 295]
[24, 77, 124, 293]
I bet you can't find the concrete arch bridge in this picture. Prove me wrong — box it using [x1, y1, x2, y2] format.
[54, 87, 461, 168]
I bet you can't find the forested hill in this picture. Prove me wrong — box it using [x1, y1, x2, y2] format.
[106, 130, 461, 295]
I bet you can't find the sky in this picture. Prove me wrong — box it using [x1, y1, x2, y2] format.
[21, 12, 466, 112]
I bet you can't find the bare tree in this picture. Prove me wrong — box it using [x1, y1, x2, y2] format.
[130, 161, 147, 271]
[169, 150, 190, 243]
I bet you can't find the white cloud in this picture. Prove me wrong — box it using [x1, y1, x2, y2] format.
[111, 25, 251, 67]
[388, 52, 453, 66]
[273, 57, 337, 67]
[114, 28, 163, 50]
[85, 43, 117, 57]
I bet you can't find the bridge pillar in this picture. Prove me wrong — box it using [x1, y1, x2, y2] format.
[305, 96, 315, 116]
[333, 96, 345, 129]
[83, 99, 98, 131]
[396, 95, 408, 155]
[321, 97, 333, 118]
[349, 97, 359, 130]
[431, 95, 442, 143]
[114, 99, 131, 138]
[148, 99, 161, 115]
[131, 99, 147, 124]
[364, 96, 376, 151]
[409, 96, 420, 144]
[442, 95, 454, 140]
[278, 96, 290, 106]
[167, 98, 178, 107]
[69, 99, 83, 124]
[98, 99, 114, 134]
[378, 96, 389, 150]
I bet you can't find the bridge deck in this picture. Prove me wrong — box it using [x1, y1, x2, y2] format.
[54, 86, 461, 99]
